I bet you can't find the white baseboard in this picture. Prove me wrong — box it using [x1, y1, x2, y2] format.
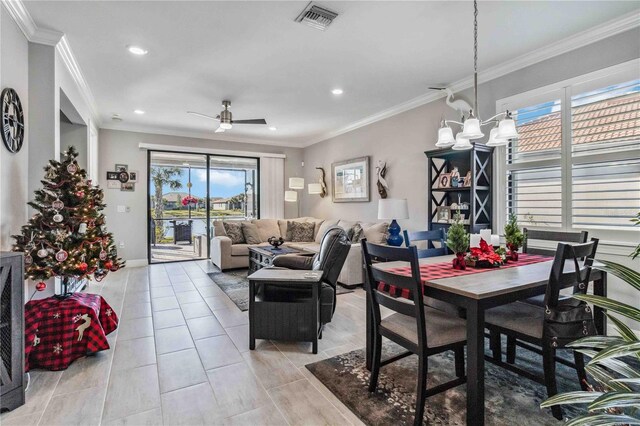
[125, 258, 149, 267]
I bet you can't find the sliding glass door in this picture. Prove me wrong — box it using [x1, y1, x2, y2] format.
[148, 150, 259, 264]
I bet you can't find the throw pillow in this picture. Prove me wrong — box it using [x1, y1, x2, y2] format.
[361, 222, 389, 244]
[223, 222, 245, 244]
[315, 219, 339, 243]
[287, 221, 315, 242]
[213, 220, 227, 237]
[241, 222, 262, 245]
[348, 223, 364, 243]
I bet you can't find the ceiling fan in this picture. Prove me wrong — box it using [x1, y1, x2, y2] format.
[187, 100, 267, 133]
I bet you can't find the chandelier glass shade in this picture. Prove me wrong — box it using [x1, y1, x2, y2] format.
[435, 0, 519, 150]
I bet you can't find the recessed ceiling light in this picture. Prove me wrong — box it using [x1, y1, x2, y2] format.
[134, 109, 145, 114]
[127, 45, 148, 55]
[269, 126, 277, 131]
[331, 88, 343, 95]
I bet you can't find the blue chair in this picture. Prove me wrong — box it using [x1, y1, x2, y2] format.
[403, 229, 447, 258]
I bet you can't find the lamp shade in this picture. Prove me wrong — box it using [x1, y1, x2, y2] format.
[378, 198, 409, 220]
[219, 122, 233, 130]
[284, 190, 298, 202]
[459, 118, 484, 140]
[435, 126, 455, 147]
[289, 177, 304, 189]
[486, 127, 509, 147]
[496, 117, 519, 139]
[308, 183, 322, 194]
[452, 134, 473, 151]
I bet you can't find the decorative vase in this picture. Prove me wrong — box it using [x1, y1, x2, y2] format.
[507, 244, 519, 261]
[386, 219, 404, 247]
[267, 236, 284, 249]
[452, 252, 466, 270]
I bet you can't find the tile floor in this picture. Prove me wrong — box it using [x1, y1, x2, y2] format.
[1, 260, 370, 425]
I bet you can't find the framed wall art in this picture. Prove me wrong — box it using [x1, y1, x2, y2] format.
[128, 170, 138, 182]
[331, 156, 369, 203]
[106, 171, 119, 180]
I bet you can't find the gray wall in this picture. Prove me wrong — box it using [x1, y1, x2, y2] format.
[98, 128, 303, 262]
[60, 118, 88, 169]
[0, 6, 29, 300]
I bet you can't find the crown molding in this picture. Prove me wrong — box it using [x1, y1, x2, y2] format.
[304, 9, 640, 147]
[56, 36, 101, 126]
[1, 0, 62, 45]
[100, 123, 304, 149]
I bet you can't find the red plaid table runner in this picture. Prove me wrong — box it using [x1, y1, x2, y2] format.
[24, 293, 118, 371]
[377, 253, 551, 299]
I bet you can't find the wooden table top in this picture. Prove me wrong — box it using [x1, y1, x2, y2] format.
[374, 255, 558, 300]
[247, 268, 323, 282]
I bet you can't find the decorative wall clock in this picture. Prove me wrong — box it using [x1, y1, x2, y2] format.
[1, 88, 25, 153]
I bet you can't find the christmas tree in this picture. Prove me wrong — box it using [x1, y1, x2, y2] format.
[504, 213, 524, 249]
[12, 146, 124, 294]
[446, 209, 469, 254]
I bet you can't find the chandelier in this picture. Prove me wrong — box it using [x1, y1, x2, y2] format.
[435, 0, 519, 150]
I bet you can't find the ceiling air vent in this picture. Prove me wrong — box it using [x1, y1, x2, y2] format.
[295, 2, 338, 31]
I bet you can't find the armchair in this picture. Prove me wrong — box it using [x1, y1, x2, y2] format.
[268, 227, 351, 324]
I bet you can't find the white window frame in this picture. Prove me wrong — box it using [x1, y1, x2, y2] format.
[495, 58, 640, 247]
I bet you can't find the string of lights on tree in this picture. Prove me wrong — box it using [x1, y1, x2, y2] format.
[12, 146, 125, 293]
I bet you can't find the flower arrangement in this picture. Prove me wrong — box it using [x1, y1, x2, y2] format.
[466, 238, 504, 268]
[181, 195, 199, 207]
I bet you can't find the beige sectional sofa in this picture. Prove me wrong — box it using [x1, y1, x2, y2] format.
[210, 217, 388, 286]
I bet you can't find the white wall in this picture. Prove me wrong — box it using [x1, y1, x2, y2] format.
[0, 4, 29, 251]
[98, 129, 303, 263]
[60, 119, 88, 169]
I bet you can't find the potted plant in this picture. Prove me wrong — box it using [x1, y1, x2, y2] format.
[446, 209, 469, 270]
[504, 213, 524, 261]
[540, 213, 640, 424]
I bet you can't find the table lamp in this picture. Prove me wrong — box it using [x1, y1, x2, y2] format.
[378, 198, 409, 246]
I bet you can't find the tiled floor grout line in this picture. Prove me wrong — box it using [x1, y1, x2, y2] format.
[149, 264, 166, 425]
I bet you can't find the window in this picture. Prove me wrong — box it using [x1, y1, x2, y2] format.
[498, 60, 640, 240]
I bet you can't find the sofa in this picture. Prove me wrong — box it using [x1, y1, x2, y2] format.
[210, 217, 389, 286]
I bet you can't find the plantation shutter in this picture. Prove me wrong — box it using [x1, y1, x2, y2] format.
[570, 79, 640, 229]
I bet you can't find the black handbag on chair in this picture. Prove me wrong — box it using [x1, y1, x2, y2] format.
[542, 241, 598, 349]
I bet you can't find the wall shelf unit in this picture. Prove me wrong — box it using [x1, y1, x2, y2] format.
[425, 144, 493, 234]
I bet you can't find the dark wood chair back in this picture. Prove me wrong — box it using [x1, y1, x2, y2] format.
[361, 239, 427, 350]
[545, 238, 599, 308]
[403, 229, 447, 258]
[523, 228, 588, 257]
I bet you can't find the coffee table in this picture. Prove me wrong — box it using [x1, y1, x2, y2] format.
[248, 245, 314, 274]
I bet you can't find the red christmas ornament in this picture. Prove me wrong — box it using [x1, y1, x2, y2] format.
[35, 281, 47, 291]
[103, 260, 113, 270]
[76, 191, 85, 198]
[78, 262, 88, 272]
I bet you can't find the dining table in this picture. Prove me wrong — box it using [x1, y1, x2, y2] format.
[368, 253, 607, 426]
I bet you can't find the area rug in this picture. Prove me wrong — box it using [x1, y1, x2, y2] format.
[207, 269, 353, 312]
[306, 341, 585, 425]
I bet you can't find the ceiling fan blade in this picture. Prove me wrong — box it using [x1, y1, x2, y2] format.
[214, 127, 225, 133]
[187, 111, 220, 121]
[231, 119, 267, 125]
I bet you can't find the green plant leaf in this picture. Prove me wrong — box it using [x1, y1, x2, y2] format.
[586, 364, 632, 392]
[611, 378, 640, 385]
[592, 260, 640, 291]
[568, 335, 625, 349]
[589, 392, 640, 410]
[565, 413, 640, 426]
[582, 350, 640, 380]
[540, 391, 602, 407]
[573, 294, 640, 323]
[606, 313, 639, 342]
[590, 341, 640, 364]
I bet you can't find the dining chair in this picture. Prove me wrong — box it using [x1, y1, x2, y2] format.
[485, 239, 599, 420]
[520, 229, 589, 309]
[362, 239, 467, 426]
[403, 229, 447, 258]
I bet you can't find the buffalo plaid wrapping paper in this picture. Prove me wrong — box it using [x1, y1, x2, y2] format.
[377, 253, 551, 299]
[24, 293, 118, 371]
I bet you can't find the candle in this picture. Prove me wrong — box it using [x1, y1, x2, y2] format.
[480, 229, 492, 243]
[491, 234, 500, 247]
[470, 234, 481, 248]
